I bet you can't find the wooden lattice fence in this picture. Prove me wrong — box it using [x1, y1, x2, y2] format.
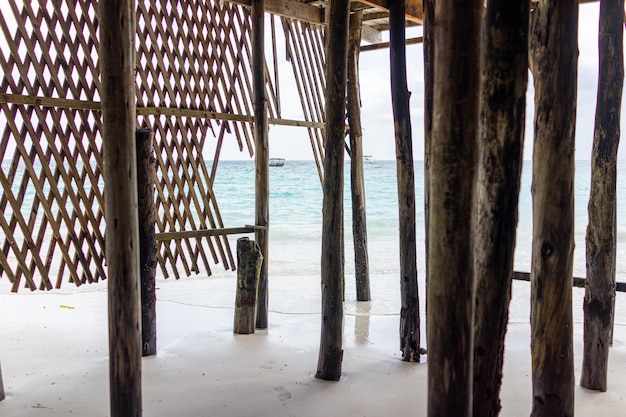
[0, 0, 319, 292]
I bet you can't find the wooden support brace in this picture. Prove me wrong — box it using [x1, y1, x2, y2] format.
[234, 237, 264, 334]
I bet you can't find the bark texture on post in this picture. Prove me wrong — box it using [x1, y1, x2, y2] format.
[422, 0, 434, 342]
[234, 237, 263, 334]
[315, 0, 350, 382]
[389, 0, 420, 363]
[428, 0, 481, 415]
[529, 1, 578, 415]
[347, 10, 370, 302]
[581, 0, 624, 392]
[472, 1, 528, 415]
[99, 1, 142, 416]
[252, 0, 270, 330]
[0, 361, 5, 401]
[136, 129, 157, 357]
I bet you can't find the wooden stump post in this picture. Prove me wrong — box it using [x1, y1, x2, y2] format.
[347, 10, 371, 302]
[580, 0, 624, 392]
[315, 0, 350, 382]
[428, 0, 482, 415]
[136, 128, 157, 357]
[529, 1, 578, 415]
[0, 360, 5, 401]
[99, 1, 142, 416]
[472, 0, 528, 415]
[389, 0, 420, 362]
[234, 237, 264, 334]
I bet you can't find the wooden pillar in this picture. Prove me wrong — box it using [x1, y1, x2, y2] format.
[529, 0, 577, 415]
[234, 237, 263, 334]
[472, 0, 528, 416]
[315, 0, 350, 382]
[136, 129, 157, 357]
[347, 10, 371, 302]
[252, 0, 270, 330]
[427, 0, 481, 415]
[99, 0, 142, 416]
[581, 0, 624, 392]
[389, 0, 420, 362]
[422, 0, 434, 342]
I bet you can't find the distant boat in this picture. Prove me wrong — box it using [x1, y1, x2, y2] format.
[363, 155, 376, 164]
[269, 157, 285, 167]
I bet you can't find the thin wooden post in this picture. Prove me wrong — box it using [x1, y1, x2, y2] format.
[136, 128, 157, 357]
[234, 237, 264, 334]
[422, 0, 434, 342]
[428, 0, 482, 415]
[252, 0, 270, 330]
[580, 0, 624, 392]
[347, 10, 370, 302]
[316, 0, 350, 382]
[472, 0, 528, 415]
[0, 360, 5, 401]
[529, 0, 578, 415]
[99, 0, 142, 416]
[389, 0, 420, 362]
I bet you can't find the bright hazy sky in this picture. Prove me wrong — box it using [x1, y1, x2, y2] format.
[216, 3, 626, 161]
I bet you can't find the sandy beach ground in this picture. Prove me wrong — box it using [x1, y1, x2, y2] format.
[1, 272, 626, 416]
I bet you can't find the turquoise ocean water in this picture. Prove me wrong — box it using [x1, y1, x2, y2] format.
[211, 160, 626, 281]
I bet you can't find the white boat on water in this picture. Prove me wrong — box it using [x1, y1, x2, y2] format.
[363, 155, 376, 163]
[269, 157, 285, 167]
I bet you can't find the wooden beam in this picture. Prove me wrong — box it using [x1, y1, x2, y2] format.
[228, 0, 325, 25]
[361, 24, 382, 43]
[155, 226, 259, 241]
[98, 0, 142, 415]
[353, 0, 423, 24]
[360, 36, 423, 52]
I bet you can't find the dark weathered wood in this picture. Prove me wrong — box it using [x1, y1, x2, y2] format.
[347, 10, 371, 302]
[0, 360, 5, 401]
[581, 0, 624, 392]
[99, 0, 142, 416]
[428, 0, 481, 414]
[315, 0, 350, 382]
[472, 1, 528, 416]
[529, 1, 578, 415]
[234, 237, 264, 334]
[422, 0, 434, 342]
[136, 129, 157, 357]
[389, 0, 420, 363]
[252, 0, 270, 330]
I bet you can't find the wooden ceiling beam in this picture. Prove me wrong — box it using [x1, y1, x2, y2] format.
[228, 0, 326, 25]
[352, 0, 423, 24]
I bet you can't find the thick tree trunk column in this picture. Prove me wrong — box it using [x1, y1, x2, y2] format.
[252, 0, 270, 330]
[389, 0, 420, 363]
[99, 1, 142, 416]
[315, 0, 350, 382]
[234, 237, 264, 334]
[422, 0, 434, 343]
[136, 129, 157, 357]
[347, 10, 370, 302]
[581, 0, 624, 392]
[0, 360, 5, 401]
[427, 0, 482, 415]
[472, 1, 528, 416]
[529, 1, 578, 415]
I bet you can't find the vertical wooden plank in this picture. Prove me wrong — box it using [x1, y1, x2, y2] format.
[315, 0, 350, 382]
[529, 0, 578, 415]
[472, 0, 529, 415]
[389, 0, 420, 362]
[0, 360, 5, 401]
[99, 0, 142, 416]
[428, 0, 481, 415]
[422, 0, 434, 341]
[347, 10, 371, 302]
[581, 0, 624, 392]
[136, 129, 157, 357]
[252, 0, 270, 330]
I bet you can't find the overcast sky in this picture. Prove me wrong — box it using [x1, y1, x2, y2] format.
[216, 3, 626, 161]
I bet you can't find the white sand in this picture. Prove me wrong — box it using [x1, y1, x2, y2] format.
[1, 272, 626, 416]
